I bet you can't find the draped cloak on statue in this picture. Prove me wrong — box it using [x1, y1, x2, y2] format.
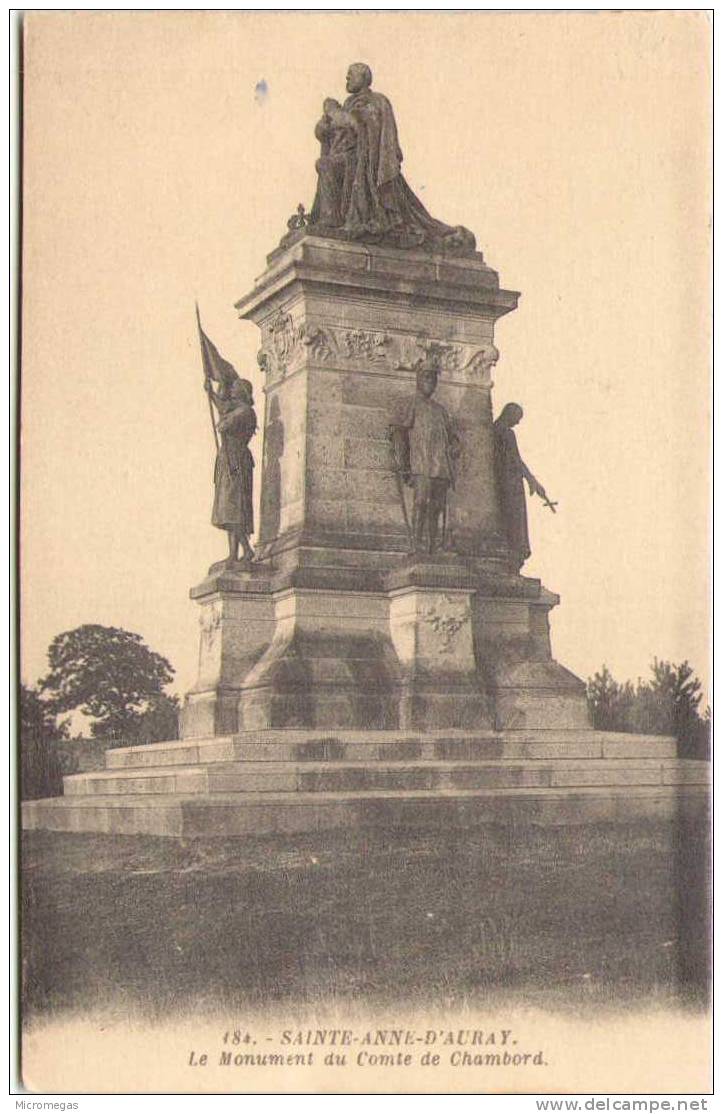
[343, 88, 470, 248]
[212, 402, 256, 534]
[309, 87, 475, 251]
[492, 419, 531, 565]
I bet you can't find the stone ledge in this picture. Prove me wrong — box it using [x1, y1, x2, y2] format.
[190, 554, 543, 599]
[237, 235, 519, 324]
[261, 232, 497, 283]
[22, 781, 709, 837]
[63, 757, 709, 799]
[103, 729, 682, 768]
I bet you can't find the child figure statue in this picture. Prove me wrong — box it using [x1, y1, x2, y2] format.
[308, 97, 358, 229]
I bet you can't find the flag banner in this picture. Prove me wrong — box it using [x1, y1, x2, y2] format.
[195, 305, 239, 387]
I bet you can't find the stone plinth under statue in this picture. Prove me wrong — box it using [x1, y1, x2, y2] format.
[179, 234, 587, 740]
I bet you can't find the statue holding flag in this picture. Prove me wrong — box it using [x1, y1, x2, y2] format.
[196, 308, 257, 565]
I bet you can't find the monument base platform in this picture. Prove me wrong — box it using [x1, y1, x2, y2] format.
[179, 561, 591, 737]
[22, 728, 708, 838]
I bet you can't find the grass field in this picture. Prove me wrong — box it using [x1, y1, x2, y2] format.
[20, 815, 709, 1023]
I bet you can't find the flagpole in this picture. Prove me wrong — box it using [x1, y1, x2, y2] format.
[196, 302, 220, 452]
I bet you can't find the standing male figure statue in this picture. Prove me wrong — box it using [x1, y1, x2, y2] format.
[493, 402, 549, 572]
[390, 366, 461, 554]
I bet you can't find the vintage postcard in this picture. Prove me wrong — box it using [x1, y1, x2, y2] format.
[17, 10, 711, 1095]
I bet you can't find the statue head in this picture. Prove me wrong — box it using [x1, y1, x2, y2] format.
[229, 377, 254, 407]
[416, 366, 439, 399]
[346, 63, 372, 94]
[499, 402, 523, 428]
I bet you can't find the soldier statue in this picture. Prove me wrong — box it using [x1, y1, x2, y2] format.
[390, 366, 461, 554]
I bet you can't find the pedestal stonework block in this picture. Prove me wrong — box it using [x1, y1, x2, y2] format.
[237, 587, 399, 731]
[178, 234, 591, 736]
[389, 587, 491, 729]
[471, 584, 589, 730]
[180, 570, 276, 738]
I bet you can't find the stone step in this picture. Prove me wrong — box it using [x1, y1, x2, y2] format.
[22, 781, 709, 837]
[104, 730, 679, 770]
[64, 757, 707, 797]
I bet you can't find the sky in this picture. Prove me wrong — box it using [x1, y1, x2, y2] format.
[20, 11, 711, 710]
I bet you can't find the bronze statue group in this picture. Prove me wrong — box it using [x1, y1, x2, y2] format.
[200, 338, 550, 573]
[197, 63, 554, 573]
[389, 369, 552, 570]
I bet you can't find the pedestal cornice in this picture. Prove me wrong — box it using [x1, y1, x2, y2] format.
[235, 235, 519, 324]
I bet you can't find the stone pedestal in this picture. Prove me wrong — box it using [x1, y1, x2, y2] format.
[180, 234, 590, 737]
[180, 566, 275, 738]
[241, 235, 516, 571]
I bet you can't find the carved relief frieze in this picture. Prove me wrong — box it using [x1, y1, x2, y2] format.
[301, 326, 391, 365]
[461, 343, 499, 386]
[394, 336, 498, 386]
[257, 320, 498, 387]
[408, 339, 464, 373]
[301, 325, 335, 362]
[337, 329, 391, 364]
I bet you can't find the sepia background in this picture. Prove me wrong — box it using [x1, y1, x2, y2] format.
[21, 11, 711, 715]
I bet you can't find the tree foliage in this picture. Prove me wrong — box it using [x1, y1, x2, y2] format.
[39, 625, 176, 742]
[92, 692, 180, 746]
[586, 666, 636, 734]
[587, 659, 710, 759]
[19, 683, 68, 799]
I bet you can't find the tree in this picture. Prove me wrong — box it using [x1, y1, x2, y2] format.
[586, 659, 710, 759]
[93, 691, 180, 746]
[19, 683, 68, 799]
[586, 665, 636, 732]
[645, 659, 708, 760]
[651, 658, 703, 736]
[39, 625, 176, 743]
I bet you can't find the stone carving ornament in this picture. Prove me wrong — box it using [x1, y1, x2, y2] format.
[394, 337, 499, 387]
[256, 313, 499, 402]
[200, 602, 223, 646]
[339, 329, 390, 364]
[269, 312, 296, 364]
[420, 597, 472, 654]
[404, 340, 464, 374]
[301, 326, 335, 362]
[258, 312, 306, 381]
[260, 320, 393, 376]
[464, 343, 499, 384]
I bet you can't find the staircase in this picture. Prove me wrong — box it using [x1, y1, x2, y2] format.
[22, 729, 708, 838]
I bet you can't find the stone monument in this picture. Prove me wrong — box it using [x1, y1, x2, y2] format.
[180, 62, 587, 739]
[23, 63, 706, 837]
